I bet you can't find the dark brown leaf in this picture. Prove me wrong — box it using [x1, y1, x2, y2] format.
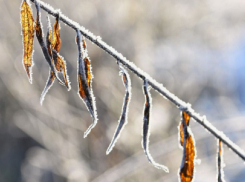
[21, 0, 35, 83]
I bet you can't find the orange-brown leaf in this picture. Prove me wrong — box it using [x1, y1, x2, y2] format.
[217, 139, 225, 182]
[81, 37, 93, 88]
[35, 15, 42, 39]
[82, 37, 87, 50]
[21, 0, 35, 83]
[47, 16, 70, 89]
[78, 73, 86, 99]
[47, 24, 52, 56]
[51, 16, 61, 52]
[179, 135, 195, 182]
[84, 57, 92, 89]
[218, 140, 222, 156]
[179, 111, 195, 182]
[55, 52, 70, 89]
[179, 112, 191, 146]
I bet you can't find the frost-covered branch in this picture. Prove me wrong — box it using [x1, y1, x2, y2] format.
[29, 0, 245, 161]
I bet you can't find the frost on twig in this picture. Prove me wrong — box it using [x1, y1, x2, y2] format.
[19, 0, 245, 180]
[106, 64, 131, 155]
[28, 0, 245, 162]
[142, 79, 169, 173]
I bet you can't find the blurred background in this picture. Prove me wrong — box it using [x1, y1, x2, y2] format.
[1, 0, 245, 181]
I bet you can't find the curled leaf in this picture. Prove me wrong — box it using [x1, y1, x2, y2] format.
[84, 57, 92, 89]
[142, 79, 169, 172]
[49, 14, 70, 89]
[179, 112, 191, 146]
[179, 112, 196, 182]
[217, 139, 225, 182]
[21, 0, 35, 83]
[34, 1, 52, 68]
[106, 64, 131, 155]
[52, 50, 70, 89]
[40, 51, 70, 105]
[76, 29, 98, 138]
[81, 37, 93, 89]
[82, 38, 87, 50]
[34, 2, 62, 104]
[37, 11, 70, 104]
[51, 13, 61, 52]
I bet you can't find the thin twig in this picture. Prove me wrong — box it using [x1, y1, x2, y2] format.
[29, 0, 245, 161]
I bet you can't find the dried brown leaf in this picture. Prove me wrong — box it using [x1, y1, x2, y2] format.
[78, 73, 86, 99]
[179, 137, 195, 182]
[34, 2, 53, 69]
[21, 0, 35, 83]
[217, 139, 225, 182]
[76, 30, 98, 138]
[52, 50, 70, 89]
[84, 57, 92, 89]
[35, 12, 42, 40]
[41, 15, 69, 97]
[48, 15, 70, 89]
[82, 38, 93, 88]
[51, 15, 61, 52]
[179, 112, 196, 182]
[82, 38, 87, 50]
[179, 112, 191, 146]
[34, 1, 67, 104]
